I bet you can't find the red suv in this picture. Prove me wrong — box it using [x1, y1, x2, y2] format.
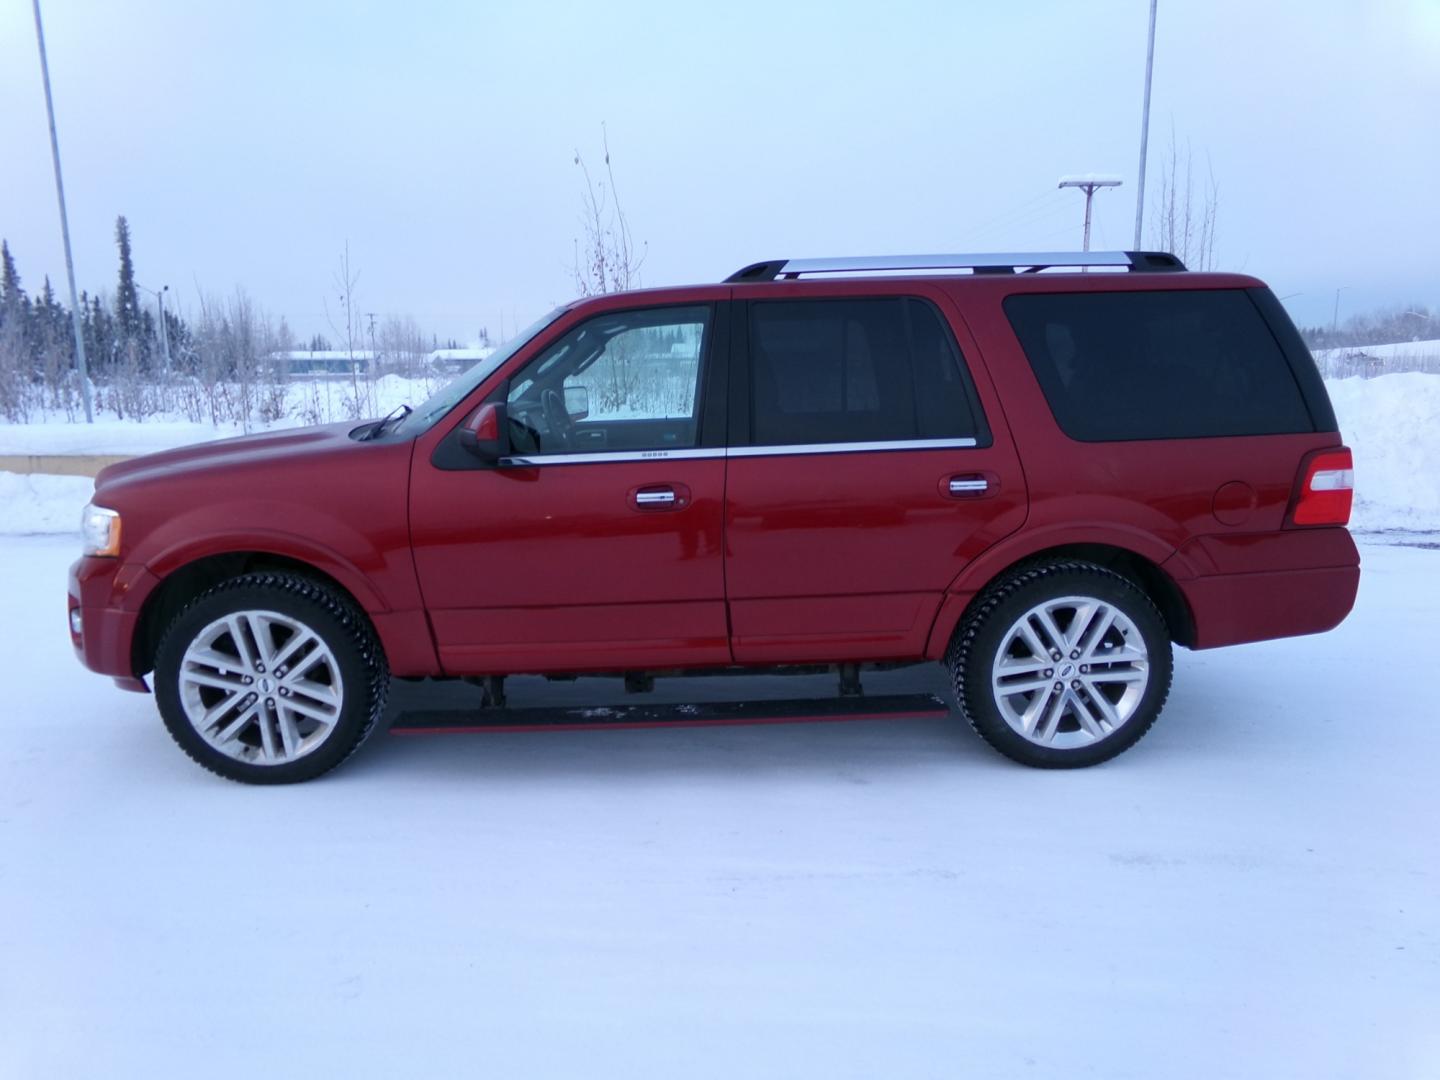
[69, 251, 1359, 782]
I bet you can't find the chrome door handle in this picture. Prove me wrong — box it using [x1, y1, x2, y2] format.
[634, 488, 677, 507]
[948, 476, 990, 496]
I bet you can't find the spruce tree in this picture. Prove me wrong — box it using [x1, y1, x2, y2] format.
[0, 240, 24, 310]
[0, 240, 31, 355]
[38, 276, 68, 358]
[114, 216, 140, 338]
[84, 292, 115, 371]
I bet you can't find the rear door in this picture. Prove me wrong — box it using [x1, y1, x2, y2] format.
[723, 285, 1027, 662]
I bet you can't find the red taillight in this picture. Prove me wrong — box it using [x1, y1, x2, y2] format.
[1290, 448, 1354, 526]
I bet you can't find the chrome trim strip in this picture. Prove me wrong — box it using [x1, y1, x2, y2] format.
[779, 252, 1132, 275]
[948, 478, 989, 493]
[500, 438, 978, 467]
[500, 448, 724, 466]
[726, 438, 978, 458]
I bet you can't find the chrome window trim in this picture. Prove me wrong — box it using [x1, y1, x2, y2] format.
[500, 448, 723, 466]
[498, 437, 978, 467]
[726, 438, 977, 458]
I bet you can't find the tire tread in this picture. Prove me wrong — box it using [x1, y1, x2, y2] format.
[947, 559, 1172, 768]
[155, 571, 388, 784]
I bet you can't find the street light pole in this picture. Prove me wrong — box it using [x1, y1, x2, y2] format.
[1133, 0, 1159, 248]
[139, 282, 171, 373]
[31, 0, 93, 423]
[1059, 175, 1123, 252]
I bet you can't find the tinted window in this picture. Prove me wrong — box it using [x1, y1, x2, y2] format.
[749, 298, 981, 445]
[506, 305, 709, 455]
[1004, 289, 1315, 441]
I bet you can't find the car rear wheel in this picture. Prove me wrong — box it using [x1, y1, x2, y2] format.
[154, 572, 388, 784]
[948, 560, 1173, 768]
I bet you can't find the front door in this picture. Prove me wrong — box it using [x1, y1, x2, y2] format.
[723, 289, 1027, 662]
[409, 301, 730, 675]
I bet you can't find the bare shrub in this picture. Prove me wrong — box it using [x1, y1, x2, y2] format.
[573, 126, 646, 296]
[1149, 129, 1219, 270]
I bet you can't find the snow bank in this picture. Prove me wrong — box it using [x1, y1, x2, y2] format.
[0, 472, 93, 536]
[0, 374, 444, 457]
[1315, 337, 1440, 365]
[0, 419, 259, 457]
[1326, 372, 1440, 532]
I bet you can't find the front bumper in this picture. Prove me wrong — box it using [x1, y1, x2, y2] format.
[68, 556, 158, 691]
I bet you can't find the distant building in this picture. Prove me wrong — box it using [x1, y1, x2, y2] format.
[426, 347, 495, 373]
[268, 350, 381, 376]
[266, 345, 495, 378]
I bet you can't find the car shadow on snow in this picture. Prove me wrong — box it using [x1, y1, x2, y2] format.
[333, 663, 1265, 783]
[345, 667, 998, 782]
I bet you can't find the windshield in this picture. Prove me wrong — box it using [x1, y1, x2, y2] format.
[392, 306, 568, 437]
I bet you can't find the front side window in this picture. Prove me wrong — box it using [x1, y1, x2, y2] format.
[505, 305, 710, 455]
[748, 298, 981, 446]
[395, 307, 566, 436]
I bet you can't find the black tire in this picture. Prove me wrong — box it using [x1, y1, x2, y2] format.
[947, 560, 1173, 768]
[154, 571, 389, 784]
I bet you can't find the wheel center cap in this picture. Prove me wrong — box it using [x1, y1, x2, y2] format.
[259, 676, 274, 694]
[1059, 663, 1076, 679]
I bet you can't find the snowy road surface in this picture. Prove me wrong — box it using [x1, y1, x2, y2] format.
[1, 535, 1436, 1079]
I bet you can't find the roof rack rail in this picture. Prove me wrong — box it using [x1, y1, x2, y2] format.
[724, 250, 1186, 283]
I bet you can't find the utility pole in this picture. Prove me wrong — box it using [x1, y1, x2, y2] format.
[1059, 175, 1123, 251]
[32, 0, 93, 422]
[1331, 287, 1349, 335]
[1133, 0, 1158, 248]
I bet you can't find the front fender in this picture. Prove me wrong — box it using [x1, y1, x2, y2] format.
[143, 527, 391, 614]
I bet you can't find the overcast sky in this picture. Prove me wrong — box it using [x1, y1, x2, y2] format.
[2, 0, 1437, 343]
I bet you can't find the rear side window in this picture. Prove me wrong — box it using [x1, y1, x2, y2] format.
[1004, 289, 1315, 441]
[748, 298, 984, 445]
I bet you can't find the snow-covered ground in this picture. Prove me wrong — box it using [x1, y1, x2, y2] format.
[1, 532, 1436, 1079]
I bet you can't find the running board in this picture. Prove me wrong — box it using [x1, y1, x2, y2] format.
[389, 693, 949, 736]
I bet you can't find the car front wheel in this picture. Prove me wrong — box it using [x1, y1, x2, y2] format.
[154, 572, 388, 784]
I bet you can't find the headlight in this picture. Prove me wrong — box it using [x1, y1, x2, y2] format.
[80, 503, 122, 557]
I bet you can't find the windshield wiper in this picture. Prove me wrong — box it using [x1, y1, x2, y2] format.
[366, 403, 412, 440]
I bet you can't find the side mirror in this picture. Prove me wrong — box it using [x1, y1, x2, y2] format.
[563, 384, 590, 421]
[459, 401, 509, 463]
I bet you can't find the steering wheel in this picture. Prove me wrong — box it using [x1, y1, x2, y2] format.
[540, 387, 574, 451]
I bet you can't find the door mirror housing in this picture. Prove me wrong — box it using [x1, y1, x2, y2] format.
[459, 401, 509, 463]
[563, 384, 590, 421]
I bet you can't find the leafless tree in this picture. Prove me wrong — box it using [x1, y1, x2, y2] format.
[1149, 130, 1219, 270]
[572, 125, 647, 296]
[376, 314, 431, 382]
[325, 242, 371, 419]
